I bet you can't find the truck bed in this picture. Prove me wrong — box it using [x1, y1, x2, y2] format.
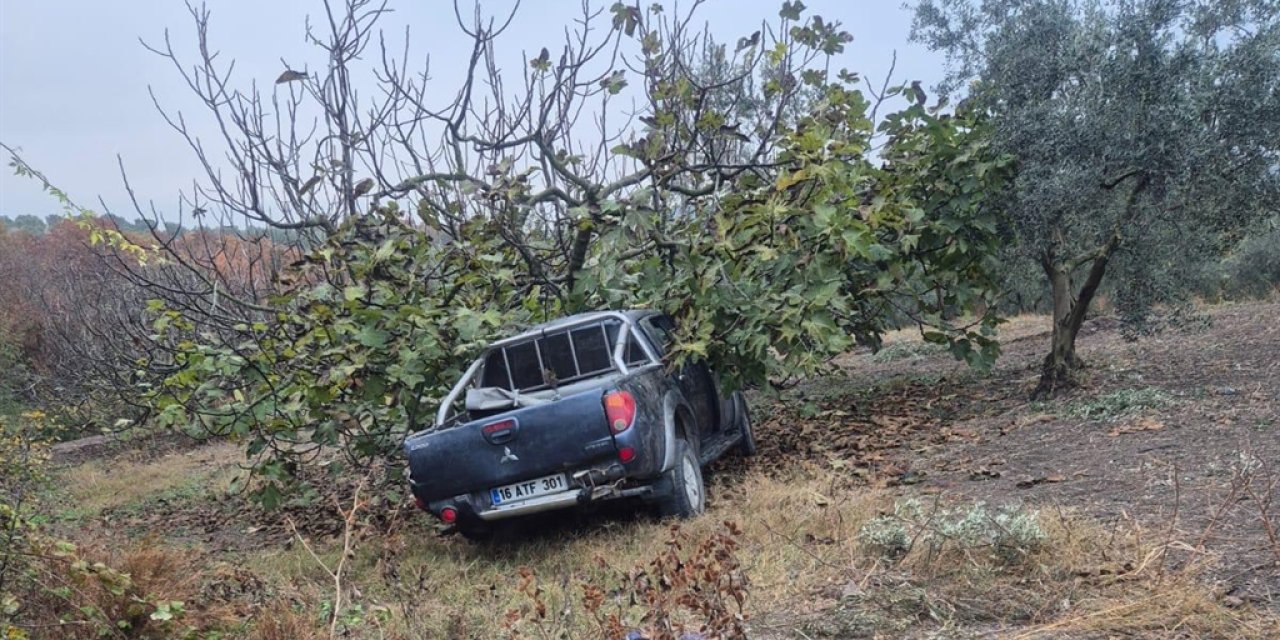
[404, 387, 617, 502]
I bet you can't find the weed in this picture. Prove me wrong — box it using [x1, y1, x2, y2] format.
[1066, 387, 1170, 421]
[5, 536, 225, 639]
[859, 499, 1048, 566]
[857, 500, 919, 557]
[988, 507, 1050, 564]
[871, 340, 947, 363]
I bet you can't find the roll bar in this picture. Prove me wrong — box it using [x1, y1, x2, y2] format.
[434, 312, 658, 426]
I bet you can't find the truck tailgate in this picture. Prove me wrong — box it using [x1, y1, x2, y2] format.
[404, 389, 616, 502]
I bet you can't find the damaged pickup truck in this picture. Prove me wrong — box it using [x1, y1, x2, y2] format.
[404, 310, 756, 539]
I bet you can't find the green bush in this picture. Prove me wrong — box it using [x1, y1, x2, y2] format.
[1220, 223, 1280, 300]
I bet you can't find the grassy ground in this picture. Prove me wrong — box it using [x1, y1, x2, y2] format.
[53, 442, 241, 521]
[36, 302, 1280, 639]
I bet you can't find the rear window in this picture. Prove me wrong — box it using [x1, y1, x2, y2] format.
[505, 341, 543, 389]
[479, 320, 648, 392]
[570, 326, 611, 374]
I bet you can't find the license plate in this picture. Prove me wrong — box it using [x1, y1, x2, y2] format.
[490, 473, 568, 505]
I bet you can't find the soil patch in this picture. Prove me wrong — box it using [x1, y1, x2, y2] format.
[747, 301, 1280, 608]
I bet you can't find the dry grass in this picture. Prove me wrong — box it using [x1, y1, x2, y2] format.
[248, 602, 325, 640]
[857, 506, 1274, 638]
[56, 441, 241, 517]
[9, 539, 234, 639]
[236, 467, 883, 637]
[35, 412, 1277, 637]
[228, 467, 1275, 639]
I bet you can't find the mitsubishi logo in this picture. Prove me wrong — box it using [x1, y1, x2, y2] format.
[500, 446, 519, 464]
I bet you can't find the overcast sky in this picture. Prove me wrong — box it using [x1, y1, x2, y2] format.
[0, 0, 942, 219]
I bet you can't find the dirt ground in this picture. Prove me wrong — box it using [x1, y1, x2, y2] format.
[747, 300, 1280, 608]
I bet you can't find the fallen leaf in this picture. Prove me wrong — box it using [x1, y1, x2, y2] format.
[1017, 475, 1067, 489]
[804, 533, 835, 545]
[1108, 417, 1165, 437]
[968, 468, 1002, 481]
[888, 470, 926, 486]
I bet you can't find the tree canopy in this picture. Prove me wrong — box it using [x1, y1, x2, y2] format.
[1, 0, 1008, 504]
[912, 0, 1280, 396]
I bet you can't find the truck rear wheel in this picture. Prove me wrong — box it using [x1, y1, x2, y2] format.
[653, 438, 705, 518]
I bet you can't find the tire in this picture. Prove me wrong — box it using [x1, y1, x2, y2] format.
[734, 393, 758, 457]
[652, 438, 706, 518]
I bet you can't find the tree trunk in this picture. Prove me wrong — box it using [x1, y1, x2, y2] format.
[563, 201, 601, 295]
[1033, 246, 1116, 398]
[1035, 264, 1085, 398]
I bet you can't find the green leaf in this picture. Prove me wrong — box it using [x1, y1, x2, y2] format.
[601, 70, 628, 95]
[255, 483, 283, 510]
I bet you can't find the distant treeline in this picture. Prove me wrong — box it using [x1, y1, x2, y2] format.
[0, 213, 300, 243]
[0, 215, 298, 431]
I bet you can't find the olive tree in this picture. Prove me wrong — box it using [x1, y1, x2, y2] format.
[912, 0, 1280, 397]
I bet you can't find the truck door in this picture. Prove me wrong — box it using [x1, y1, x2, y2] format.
[642, 315, 720, 441]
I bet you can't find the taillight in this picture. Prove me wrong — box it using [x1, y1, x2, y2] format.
[604, 391, 636, 434]
[439, 506, 458, 524]
[618, 447, 636, 463]
[482, 418, 517, 436]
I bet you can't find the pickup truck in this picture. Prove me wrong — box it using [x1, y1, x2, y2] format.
[403, 310, 756, 539]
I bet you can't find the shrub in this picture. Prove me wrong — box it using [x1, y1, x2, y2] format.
[0, 413, 221, 639]
[1221, 223, 1280, 300]
[1198, 219, 1280, 302]
[1066, 387, 1170, 422]
[858, 499, 1048, 566]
